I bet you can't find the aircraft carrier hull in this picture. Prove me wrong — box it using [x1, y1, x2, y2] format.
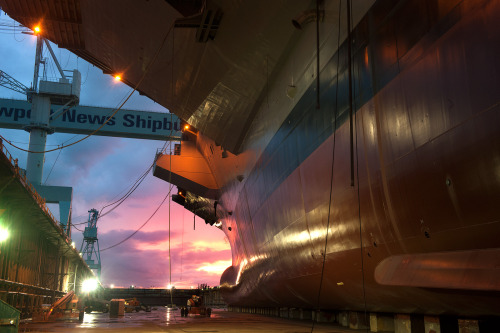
[217, 0, 500, 317]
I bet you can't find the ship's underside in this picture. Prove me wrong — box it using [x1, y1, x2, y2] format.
[2, 0, 499, 318]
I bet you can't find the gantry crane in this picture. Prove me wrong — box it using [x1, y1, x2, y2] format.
[0, 28, 80, 237]
[0, 69, 31, 97]
[79, 209, 101, 279]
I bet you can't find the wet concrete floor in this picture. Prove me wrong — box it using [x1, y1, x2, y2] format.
[18, 308, 362, 333]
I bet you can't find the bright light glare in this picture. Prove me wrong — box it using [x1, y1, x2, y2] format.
[82, 279, 98, 292]
[34, 26, 41, 34]
[114, 75, 121, 81]
[166, 284, 173, 289]
[0, 227, 8, 242]
[110, 284, 115, 288]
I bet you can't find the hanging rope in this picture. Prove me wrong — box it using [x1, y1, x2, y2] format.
[168, 25, 175, 307]
[351, 0, 369, 323]
[316, 0, 321, 109]
[347, 0, 354, 187]
[310, 1, 342, 331]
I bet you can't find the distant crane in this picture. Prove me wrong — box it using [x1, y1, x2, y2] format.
[79, 209, 102, 279]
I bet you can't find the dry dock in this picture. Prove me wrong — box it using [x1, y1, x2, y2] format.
[19, 308, 360, 333]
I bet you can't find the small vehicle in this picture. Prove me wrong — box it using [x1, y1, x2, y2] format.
[124, 298, 151, 312]
[180, 295, 211, 317]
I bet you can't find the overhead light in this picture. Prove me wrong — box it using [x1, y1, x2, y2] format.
[114, 75, 121, 81]
[33, 25, 41, 34]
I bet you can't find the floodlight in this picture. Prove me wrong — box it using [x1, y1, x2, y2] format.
[82, 278, 98, 292]
[0, 227, 8, 242]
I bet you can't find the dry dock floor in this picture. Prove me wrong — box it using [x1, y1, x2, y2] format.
[19, 308, 362, 333]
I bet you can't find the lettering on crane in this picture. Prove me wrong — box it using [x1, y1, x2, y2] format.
[0, 99, 181, 140]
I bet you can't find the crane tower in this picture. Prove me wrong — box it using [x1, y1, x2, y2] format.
[79, 209, 102, 279]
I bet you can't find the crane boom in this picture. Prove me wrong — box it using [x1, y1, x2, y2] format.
[0, 70, 30, 97]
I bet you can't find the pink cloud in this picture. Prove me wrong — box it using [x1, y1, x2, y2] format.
[98, 228, 231, 288]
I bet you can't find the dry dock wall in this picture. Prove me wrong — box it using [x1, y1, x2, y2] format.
[0, 142, 94, 318]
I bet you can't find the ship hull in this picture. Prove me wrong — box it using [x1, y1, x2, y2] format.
[217, 0, 500, 316]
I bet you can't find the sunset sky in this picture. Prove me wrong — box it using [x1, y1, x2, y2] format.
[0, 15, 231, 289]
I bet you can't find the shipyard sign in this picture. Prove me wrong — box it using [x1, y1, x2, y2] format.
[0, 99, 181, 140]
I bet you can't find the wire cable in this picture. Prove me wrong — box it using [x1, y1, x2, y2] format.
[98, 164, 153, 218]
[167, 25, 175, 305]
[351, 0, 369, 326]
[99, 186, 172, 252]
[311, 0, 342, 331]
[43, 145, 62, 184]
[97, 139, 170, 219]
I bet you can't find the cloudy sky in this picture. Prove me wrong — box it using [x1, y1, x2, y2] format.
[0, 14, 231, 289]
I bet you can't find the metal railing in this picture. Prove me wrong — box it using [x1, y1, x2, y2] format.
[0, 140, 65, 238]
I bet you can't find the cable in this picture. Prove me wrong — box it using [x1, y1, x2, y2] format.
[43, 145, 62, 184]
[98, 163, 152, 218]
[99, 187, 172, 252]
[81, 62, 90, 85]
[97, 138, 170, 219]
[0, 20, 176, 155]
[311, 0, 342, 331]
[351, 0, 369, 326]
[168, 27, 175, 304]
[72, 223, 83, 232]
[180, 207, 185, 282]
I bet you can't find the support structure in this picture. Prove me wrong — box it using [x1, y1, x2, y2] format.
[79, 209, 101, 279]
[24, 33, 80, 237]
[0, 142, 94, 318]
